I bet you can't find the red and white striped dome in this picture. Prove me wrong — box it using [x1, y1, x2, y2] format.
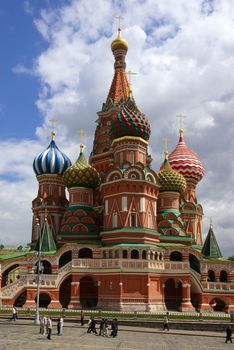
[168, 129, 204, 186]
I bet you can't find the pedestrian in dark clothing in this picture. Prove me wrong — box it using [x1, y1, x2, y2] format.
[99, 318, 105, 336]
[47, 317, 52, 340]
[225, 326, 233, 343]
[87, 317, 97, 334]
[111, 318, 118, 337]
[57, 317, 61, 335]
[90, 317, 97, 334]
[162, 315, 169, 331]
[80, 310, 85, 326]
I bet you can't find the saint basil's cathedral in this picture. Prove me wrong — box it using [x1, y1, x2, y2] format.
[0, 28, 234, 313]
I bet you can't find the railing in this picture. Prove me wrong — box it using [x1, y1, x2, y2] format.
[72, 259, 164, 270]
[164, 261, 190, 270]
[202, 281, 234, 291]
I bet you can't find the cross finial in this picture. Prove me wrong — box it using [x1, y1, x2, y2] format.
[49, 118, 57, 140]
[210, 216, 213, 228]
[78, 128, 86, 147]
[176, 113, 186, 130]
[126, 70, 137, 96]
[115, 16, 124, 31]
[163, 138, 168, 159]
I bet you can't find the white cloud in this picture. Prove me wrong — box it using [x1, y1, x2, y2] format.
[2, 0, 234, 257]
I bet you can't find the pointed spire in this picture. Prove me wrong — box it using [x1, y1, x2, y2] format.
[35, 219, 56, 252]
[201, 222, 223, 259]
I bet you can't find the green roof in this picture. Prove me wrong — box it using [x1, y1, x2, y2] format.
[201, 226, 222, 259]
[35, 219, 57, 253]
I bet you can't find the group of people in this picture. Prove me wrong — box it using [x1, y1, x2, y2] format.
[87, 316, 118, 337]
[39, 315, 63, 339]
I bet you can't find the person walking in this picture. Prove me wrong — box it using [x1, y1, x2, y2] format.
[99, 318, 105, 336]
[102, 319, 109, 337]
[87, 317, 92, 333]
[225, 325, 233, 343]
[112, 318, 118, 337]
[39, 316, 44, 334]
[47, 316, 52, 340]
[43, 316, 47, 335]
[59, 316, 64, 336]
[162, 315, 169, 331]
[80, 310, 85, 326]
[12, 306, 17, 322]
[57, 317, 61, 335]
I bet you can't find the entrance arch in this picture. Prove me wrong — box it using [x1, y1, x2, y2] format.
[210, 298, 226, 311]
[59, 275, 72, 308]
[35, 293, 51, 307]
[80, 276, 98, 308]
[164, 279, 182, 310]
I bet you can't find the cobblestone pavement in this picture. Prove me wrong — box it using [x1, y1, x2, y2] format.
[0, 321, 230, 350]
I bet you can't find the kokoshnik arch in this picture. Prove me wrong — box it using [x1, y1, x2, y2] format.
[0, 27, 234, 313]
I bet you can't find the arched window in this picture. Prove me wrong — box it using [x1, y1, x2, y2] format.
[115, 250, 119, 258]
[220, 270, 228, 282]
[131, 250, 139, 259]
[130, 151, 135, 164]
[41, 260, 52, 274]
[208, 270, 215, 282]
[170, 251, 182, 261]
[112, 212, 117, 228]
[130, 213, 137, 227]
[109, 250, 113, 258]
[123, 250, 128, 259]
[103, 251, 107, 259]
[142, 250, 147, 260]
[59, 250, 72, 268]
[78, 248, 93, 259]
[189, 254, 200, 273]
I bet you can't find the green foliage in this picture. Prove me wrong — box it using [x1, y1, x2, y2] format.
[228, 255, 234, 261]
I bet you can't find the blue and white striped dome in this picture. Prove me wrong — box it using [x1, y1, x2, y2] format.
[33, 139, 71, 176]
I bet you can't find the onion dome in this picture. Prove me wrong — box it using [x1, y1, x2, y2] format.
[158, 152, 187, 194]
[63, 144, 100, 189]
[111, 28, 128, 52]
[168, 129, 204, 186]
[111, 97, 151, 141]
[33, 132, 71, 176]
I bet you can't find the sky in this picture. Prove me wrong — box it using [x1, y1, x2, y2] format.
[0, 0, 234, 257]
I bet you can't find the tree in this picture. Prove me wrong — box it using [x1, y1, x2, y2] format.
[0, 244, 4, 250]
[228, 255, 234, 261]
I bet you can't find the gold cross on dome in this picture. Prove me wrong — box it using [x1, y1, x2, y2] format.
[49, 118, 57, 140]
[163, 138, 168, 153]
[115, 16, 124, 30]
[176, 113, 186, 130]
[78, 128, 86, 146]
[126, 70, 137, 96]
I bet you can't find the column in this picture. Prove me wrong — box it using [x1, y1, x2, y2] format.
[68, 275, 80, 308]
[179, 283, 195, 311]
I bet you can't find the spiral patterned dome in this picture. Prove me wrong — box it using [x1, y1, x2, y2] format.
[111, 97, 151, 141]
[33, 136, 71, 176]
[111, 28, 128, 52]
[63, 145, 100, 189]
[168, 129, 204, 186]
[158, 153, 187, 194]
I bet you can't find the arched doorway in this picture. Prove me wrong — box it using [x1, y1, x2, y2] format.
[35, 293, 51, 307]
[79, 248, 93, 259]
[59, 275, 72, 308]
[164, 279, 182, 310]
[189, 254, 200, 273]
[80, 276, 98, 308]
[59, 250, 72, 268]
[190, 278, 202, 310]
[14, 291, 26, 307]
[170, 251, 182, 261]
[210, 298, 226, 311]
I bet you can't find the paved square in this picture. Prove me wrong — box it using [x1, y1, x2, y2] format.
[0, 321, 230, 350]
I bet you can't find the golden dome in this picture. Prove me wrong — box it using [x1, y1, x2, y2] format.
[111, 28, 128, 52]
[158, 152, 187, 194]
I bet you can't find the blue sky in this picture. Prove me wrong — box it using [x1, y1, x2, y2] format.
[0, 0, 234, 257]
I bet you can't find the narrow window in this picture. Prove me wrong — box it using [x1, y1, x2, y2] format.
[122, 196, 127, 211]
[112, 212, 117, 228]
[130, 213, 137, 227]
[105, 200, 108, 215]
[140, 197, 145, 212]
